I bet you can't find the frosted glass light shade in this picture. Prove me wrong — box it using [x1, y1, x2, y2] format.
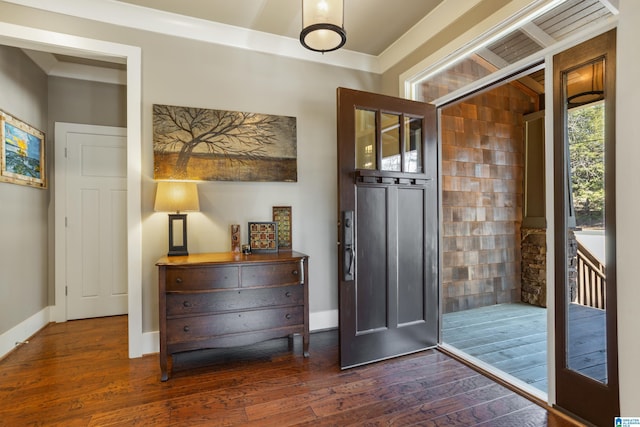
[154, 181, 200, 213]
[300, 0, 346, 53]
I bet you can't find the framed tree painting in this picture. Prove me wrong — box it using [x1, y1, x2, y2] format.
[0, 111, 46, 189]
[153, 104, 297, 182]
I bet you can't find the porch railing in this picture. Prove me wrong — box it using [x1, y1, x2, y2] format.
[575, 241, 606, 309]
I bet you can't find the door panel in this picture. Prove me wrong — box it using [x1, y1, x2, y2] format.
[355, 185, 388, 333]
[397, 187, 425, 325]
[65, 127, 128, 320]
[553, 30, 618, 426]
[338, 87, 438, 369]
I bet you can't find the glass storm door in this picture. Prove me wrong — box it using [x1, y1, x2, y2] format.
[553, 29, 619, 426]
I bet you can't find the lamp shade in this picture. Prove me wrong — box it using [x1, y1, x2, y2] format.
[300, 0, 346, 53]
[154, 181, 200, 213]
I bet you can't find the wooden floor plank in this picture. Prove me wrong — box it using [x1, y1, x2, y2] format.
[0, 315, 582, 426]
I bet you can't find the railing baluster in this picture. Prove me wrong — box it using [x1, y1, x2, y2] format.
[575, 241, 606, 310]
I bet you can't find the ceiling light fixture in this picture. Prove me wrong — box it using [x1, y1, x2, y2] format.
[567, 61, 604, 108]
[300, 0, 346, 53]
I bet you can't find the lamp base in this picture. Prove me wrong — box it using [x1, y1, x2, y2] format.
[167, 249, 188, 257]
[167, 213, 189, 257]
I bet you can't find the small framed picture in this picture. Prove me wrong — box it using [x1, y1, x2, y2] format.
[248, 221, 279, 253]
[272, 206, 292, 250]
[230, 224, 241, 253]
[0, 111, 46, 189]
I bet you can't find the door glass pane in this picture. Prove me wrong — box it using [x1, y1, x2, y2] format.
[404, 116, 423, 173]
[381, 113, 401, 171]
[355, 109, 376, 170]
[565, 59, 607, 384]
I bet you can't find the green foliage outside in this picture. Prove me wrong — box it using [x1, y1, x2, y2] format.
[568, 103, 605, 228]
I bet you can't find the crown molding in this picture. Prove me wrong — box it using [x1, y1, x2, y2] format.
[23, 50, 126, 84]
[2, 0, 379, 72]
[377, 0, 484, 73]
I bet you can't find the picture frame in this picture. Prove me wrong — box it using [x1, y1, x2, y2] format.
[230, 224, 241, 253]
[153, 104, 297, 182]
[272, 206, 292, 250]
[0, 111, 46, 189]
[248, 221, 279, 253]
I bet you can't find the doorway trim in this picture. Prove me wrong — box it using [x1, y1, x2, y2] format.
[401, 4, 618, 410]
[0, 22, 143, 358]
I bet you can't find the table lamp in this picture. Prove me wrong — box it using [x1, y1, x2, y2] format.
[154, 181, 200, 256]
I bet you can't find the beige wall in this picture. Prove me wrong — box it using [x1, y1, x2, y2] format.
[0, 45, 48, 335]
[0, 2, 380, 336]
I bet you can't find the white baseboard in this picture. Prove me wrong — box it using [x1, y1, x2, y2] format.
[310, 309, 338, 331]
[0, 307, 51, 360]
[141, 309, 339, 355]
[143, 330, 159, 355]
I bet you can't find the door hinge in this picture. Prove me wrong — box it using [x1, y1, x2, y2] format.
[64, 147, 68, 158]
[65, 286, 68, 296]
[65, 217, 68, 227]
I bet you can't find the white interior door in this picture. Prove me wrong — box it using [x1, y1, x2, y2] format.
[56, 123, 127, 320]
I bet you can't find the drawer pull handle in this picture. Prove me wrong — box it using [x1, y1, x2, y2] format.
[292, 270, 299, 276]
[175, 277, 183, 284]
[285, 313, 292, 320]
[285, 291, 292, 298]
[183, 326, 190, 332]
[183, 301, 192, 308]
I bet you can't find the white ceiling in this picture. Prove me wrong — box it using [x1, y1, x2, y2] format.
[115, 0, 445, 57]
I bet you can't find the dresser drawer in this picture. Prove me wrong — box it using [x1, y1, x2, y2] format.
[166, 266, 239, 291]
[166, 306, 304, 345]
[241, 262, 302, 287]
[166, 285, 303, 316]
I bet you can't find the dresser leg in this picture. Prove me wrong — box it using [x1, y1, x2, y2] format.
[160, 352, 168, 382]
[287, 334, 294, 351]
[303, 333, 310, 358]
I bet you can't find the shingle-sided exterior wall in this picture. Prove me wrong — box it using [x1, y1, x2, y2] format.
[441, 84, 536, 313]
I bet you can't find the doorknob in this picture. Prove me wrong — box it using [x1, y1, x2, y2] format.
[342, 210, 355, 281]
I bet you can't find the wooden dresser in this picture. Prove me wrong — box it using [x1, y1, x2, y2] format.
[157, 251, 309, 381]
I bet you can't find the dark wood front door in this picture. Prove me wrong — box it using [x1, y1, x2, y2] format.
[553, 30, 619, 426]
[337, 87, 438, 369]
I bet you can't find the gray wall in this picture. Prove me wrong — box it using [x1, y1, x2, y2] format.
[48, 76, 126, 129]
[0, 45, 48, 334]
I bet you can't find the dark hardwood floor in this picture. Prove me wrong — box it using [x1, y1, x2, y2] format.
[0, 316, 583, 426]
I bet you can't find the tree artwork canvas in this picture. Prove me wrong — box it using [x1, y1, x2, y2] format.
[153, 104, 297, 182]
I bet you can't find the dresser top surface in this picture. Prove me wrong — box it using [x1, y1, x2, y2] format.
[156, 251, 308, 267]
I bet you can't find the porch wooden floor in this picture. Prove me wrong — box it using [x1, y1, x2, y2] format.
[0, 315, 582, 426]
[442, 302, 607, 394]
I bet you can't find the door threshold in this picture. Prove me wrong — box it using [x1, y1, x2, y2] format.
[437, 344, 582, 426]
[438, 343, 546, 402]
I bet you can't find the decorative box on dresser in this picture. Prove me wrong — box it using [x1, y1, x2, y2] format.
[157, 251, 309, 381]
